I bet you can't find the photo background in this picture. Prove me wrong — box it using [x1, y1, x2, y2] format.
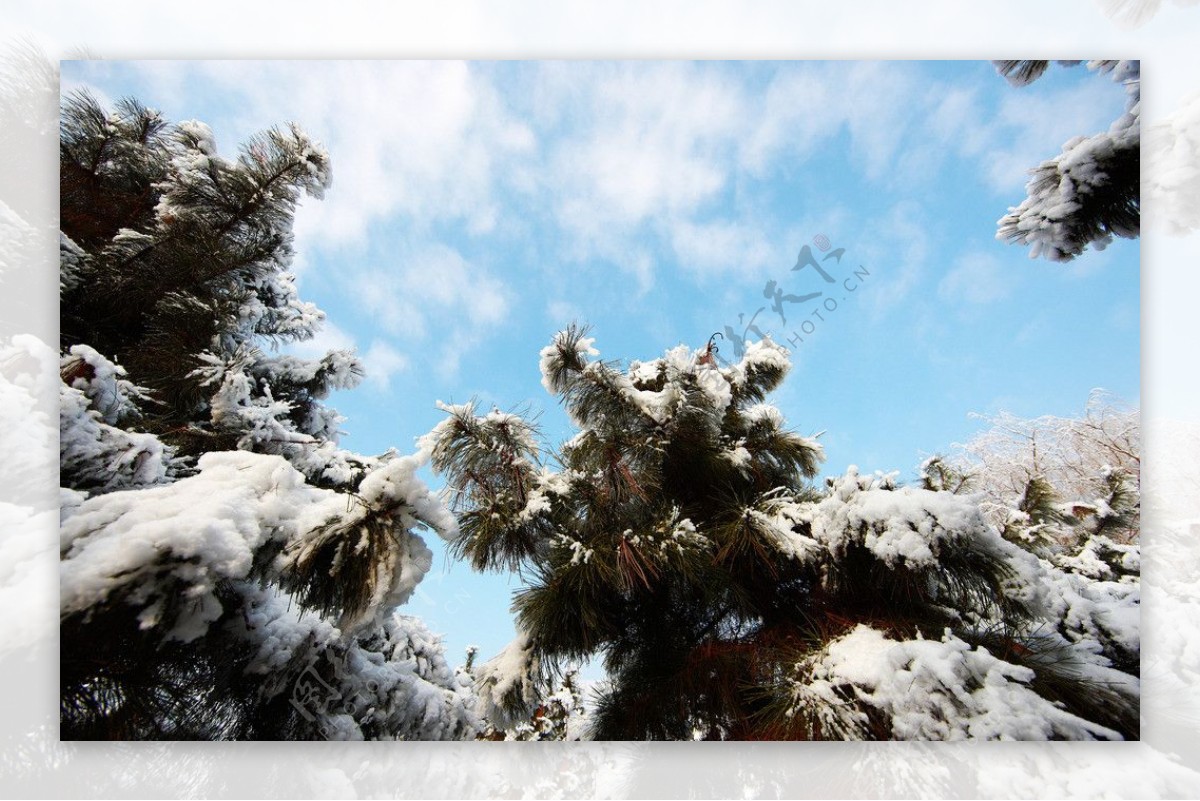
[3, 1, 1200, 796]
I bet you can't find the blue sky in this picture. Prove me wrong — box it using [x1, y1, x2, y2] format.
[62, 60, 1140, 670]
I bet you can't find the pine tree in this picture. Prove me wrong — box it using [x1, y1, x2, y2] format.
[59, 92, 373, 486]
[58, 93, 477, 740]
[993, 60, 1140, 262]
[427, 325, 1140, 740]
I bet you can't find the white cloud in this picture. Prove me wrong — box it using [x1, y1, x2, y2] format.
[549, 62, 746, 221]
[517, 62, 941, 290]
[851, 201, 932, 318]
[75, 60, 1133, 381]
[520, 61, 1019, 292]
[982, 75, 1122, 193]
[102, 60, 1120, 301]
[742, 62, 925, 183]
[175, 60, 535, 252]
[533, 62, 752, 286]
[355, 243, 511, 379]
[287, 319, 356, 360]
[361, 340, 409, 390]
[545, 299, 583, 327]
[667, 218, 781, 280]
[938, 252, 1015, 305]
[287, 247, 509, 384]
[926, 86, 991, 160]
[738, 69, 829, 176]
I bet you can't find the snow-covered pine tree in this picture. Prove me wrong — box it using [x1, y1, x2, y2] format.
[993, 60, 1140, 262]
[925, 393, 1141, 675]
[60, 92, 372, 487]
[59, 93, 477, 740]
[426, 325, 1140, 740]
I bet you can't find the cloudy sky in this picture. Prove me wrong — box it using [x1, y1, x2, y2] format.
[62, 59, 1140, 667]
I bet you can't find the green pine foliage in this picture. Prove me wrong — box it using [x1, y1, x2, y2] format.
[60, 91, 360, 478]
[429, 326, 1140, 740]
[58, 95, 475, 741]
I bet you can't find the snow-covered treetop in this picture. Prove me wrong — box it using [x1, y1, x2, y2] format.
[429, 326, 822, 574]
[538, 324, 794, 427]
[60, 91, 366, 491]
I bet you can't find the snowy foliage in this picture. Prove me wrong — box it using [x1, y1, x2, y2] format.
[1093, 0, 1200, 29]
[925, 394, 1142, 677]
[61, 344, 151, 425]
[60, 448, 472, 733]
[282, 453, 457, 631]
[763, 464, 1140, 679]
[62, 452, 326, 637]
[538, 325, 795, 427]
[1036, 558, 1140, 672]
[472, 629, 543, 729]
[794, 467, 1004, 569]
[944, 390, 1140, 549]
[1146, 89, 1200, 234]
[58, 95, 474, 741]
[236, 590, 477, 741]
[60, 91, 362, 485]
[59, 421, 475, 739]
[458, 631, 590, 742]
[784, 625, 1123, 741]
[995, 60, 1140, 261]
[60, 346, 174, 496]
[430, 327, 1139, 740]
[539, 329, 598, 394]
